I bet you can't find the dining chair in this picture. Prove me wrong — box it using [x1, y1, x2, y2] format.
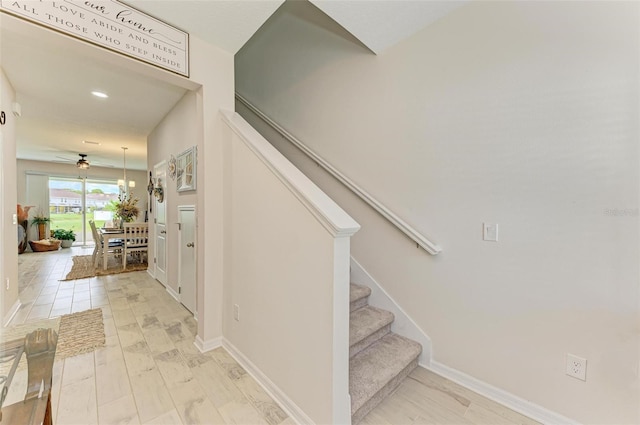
[123, 222, 149, 268]
[89, 220, 123, 268]
[89, 220, 100, 266]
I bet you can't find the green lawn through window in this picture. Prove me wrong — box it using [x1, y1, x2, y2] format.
[50, 213, 108, 235]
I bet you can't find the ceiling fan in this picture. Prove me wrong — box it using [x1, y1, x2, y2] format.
[52, 152, 113, 168]
[76, 154, 90, 169]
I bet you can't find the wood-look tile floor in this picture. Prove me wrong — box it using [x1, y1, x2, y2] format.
[8, 247, 540, 425]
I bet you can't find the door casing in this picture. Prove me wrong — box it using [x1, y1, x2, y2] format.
[153, 161, 168, 286]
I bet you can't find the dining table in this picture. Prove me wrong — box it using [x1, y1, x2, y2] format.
[98, 228, 125, 270]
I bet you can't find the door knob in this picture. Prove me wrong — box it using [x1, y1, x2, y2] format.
[186, 242, 194, 248]
[160, 230, 166, 234]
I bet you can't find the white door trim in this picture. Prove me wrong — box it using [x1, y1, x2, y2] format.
[153, 161, 168, 286]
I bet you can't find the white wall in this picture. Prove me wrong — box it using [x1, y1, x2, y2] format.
[86, 31, 235, 345]
[147, 91, 198, 296]
[221, 112, 358, 424]
[174, 35, 234, 345]
[235, 1, 640, 423]
[127, 32, 235, 344]
[1, 67, 19, 324]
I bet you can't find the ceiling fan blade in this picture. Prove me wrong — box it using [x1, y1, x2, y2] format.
[50, 151, 116, 168]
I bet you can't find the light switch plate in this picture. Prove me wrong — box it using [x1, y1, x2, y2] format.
[483, 223, 498, 241]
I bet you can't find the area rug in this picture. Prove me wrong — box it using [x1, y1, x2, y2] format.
[0, 308, 105, 371]
[56, 308, 105, 358]
[62, 254, 148, 281]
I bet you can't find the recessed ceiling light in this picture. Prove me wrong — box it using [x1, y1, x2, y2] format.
[91, 91, 108, 98]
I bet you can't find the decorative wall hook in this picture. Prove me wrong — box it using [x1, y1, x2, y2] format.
[154, 180, 165, 203]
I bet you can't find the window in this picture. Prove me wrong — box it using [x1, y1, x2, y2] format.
[48, 178, 120, 244]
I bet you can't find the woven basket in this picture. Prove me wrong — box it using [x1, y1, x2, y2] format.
[29, 240, 61, 252]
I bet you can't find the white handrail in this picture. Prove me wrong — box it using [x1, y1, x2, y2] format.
[235, 93, 442, 255]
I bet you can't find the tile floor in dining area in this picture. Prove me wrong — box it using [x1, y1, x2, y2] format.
[9, 246, 541, 425]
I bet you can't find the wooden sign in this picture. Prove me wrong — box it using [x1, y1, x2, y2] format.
[1, 0, 189, 77]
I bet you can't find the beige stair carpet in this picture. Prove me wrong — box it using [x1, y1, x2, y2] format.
[349, 283, 422, 424]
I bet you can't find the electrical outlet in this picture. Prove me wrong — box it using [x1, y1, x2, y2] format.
[233, 304, 240, 321]
[566, 353, 587, 381]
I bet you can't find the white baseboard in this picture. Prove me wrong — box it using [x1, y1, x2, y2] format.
[428, 361, 579, 425]
[2, 299, 21, 327]
[146, 269, 155, 279]
[350, 257, 432, 365]
[166, 285, 180, 302]
[349, 259, 576, 424]
[194, 335, 222, 353]
[222, 338, 313, 425]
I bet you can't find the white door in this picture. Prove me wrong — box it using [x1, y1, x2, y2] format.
[153, 162, 168, 286]
[178, 206, 196, 314]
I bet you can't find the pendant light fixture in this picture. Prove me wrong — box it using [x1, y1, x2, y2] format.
[117, 147, 135, 194]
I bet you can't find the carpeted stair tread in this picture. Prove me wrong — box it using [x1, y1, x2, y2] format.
[350, 283, 371, 312]
[350, 333, 421, 417]
[350, 306, 394, 357]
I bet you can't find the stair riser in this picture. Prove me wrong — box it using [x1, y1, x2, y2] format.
[351, 356, 419, 424]
[350, 296, 369, 312]
[350, 325, 390, 359]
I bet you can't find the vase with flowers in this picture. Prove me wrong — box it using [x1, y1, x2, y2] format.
[114, 192, 140, 226]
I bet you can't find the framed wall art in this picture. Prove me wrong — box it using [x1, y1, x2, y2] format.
[176, 146, 197, 192]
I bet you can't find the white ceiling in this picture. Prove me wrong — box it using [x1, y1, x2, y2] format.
[126, 0, 287, 55]
[310, 0, 467, 54]
[1, 0, 462, 171]
[1, 23, 187, 170]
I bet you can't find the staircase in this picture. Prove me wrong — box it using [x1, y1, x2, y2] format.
[349, 283, 422, 424]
